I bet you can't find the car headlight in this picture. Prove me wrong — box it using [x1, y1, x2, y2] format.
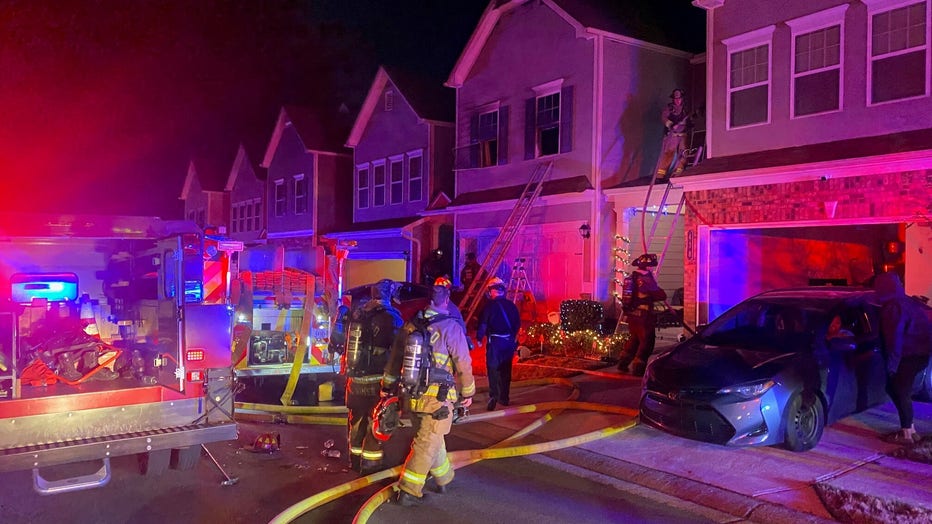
[717, 379, 775, 399]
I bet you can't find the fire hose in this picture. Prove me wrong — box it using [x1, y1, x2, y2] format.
[263, 377, 639, 524]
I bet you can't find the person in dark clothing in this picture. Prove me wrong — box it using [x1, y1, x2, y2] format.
[476, 277, 520, 411]
[873, 271, 932, 445]
[422, 249, 448, 286]
[460, 252, 481, 290]
[616, 254, 668, 376]
[342, 279, 404, 473]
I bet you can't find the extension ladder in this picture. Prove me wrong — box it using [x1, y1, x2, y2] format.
[460, 161, 553, 325]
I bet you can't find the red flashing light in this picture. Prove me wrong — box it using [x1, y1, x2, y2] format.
[186, 348, 205, 362]
[885, 241, 901, 254]
[186, 370, 204, 382]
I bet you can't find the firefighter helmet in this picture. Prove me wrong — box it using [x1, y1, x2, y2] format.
[371, 395, 401, 441]
[486, 277, 506, 291]
[433, 276, 452, 288]
[632, 253, 658, 269]
[372, 279, 396, 301]
[251, 432, 281, 453]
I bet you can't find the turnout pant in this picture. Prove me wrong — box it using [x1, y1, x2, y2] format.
[398, 396, 455, 498]
[618, 310, 657, 373]
[346, 378, 383, 471]
[486, 337, 516, 405]
[655, 133, 687, 177]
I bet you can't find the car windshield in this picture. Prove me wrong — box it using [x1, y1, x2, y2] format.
[699, 298, 831, 352]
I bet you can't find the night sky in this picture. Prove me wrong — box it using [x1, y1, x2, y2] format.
[0, 0, 487, 218]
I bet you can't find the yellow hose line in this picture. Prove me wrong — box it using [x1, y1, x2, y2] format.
[235, 411, 347, 426]
[353, 404, 638, 523]
[269, 400, 638, 524]
[236, 402, 349, 414]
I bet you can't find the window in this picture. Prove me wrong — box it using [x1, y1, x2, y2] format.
[356, 166, 370, 209]
[245, 202, 253, 231]
[390, 158, 404, 204]
[373, 162, 386, 207]
[724, 26, 774, 129]
[274, 179, 286, 217]
[385, 90, 394, 111]
[868, 0, 928, 104]
[536, 92, 560, 156]
[788, 6, 847, 117]
[293, 174, 307, 214]
[478, 110, 499, 167]
[525, 82, 572, 159]
[253, 200, 262, 231]
[408, 153, 423, 202]
[231, 205, 239, 233]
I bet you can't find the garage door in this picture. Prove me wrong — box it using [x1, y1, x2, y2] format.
[343, 259, 407, 290]
[706, 224, 897, 320]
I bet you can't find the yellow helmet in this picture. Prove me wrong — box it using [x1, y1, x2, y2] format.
[486, 277, 506, 290]
[434, 276, 453, 288]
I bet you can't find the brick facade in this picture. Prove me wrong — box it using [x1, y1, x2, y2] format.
[682, 169, 932, 327]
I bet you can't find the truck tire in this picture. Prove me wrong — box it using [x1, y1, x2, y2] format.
[138, 449, 171, 476]
[171, 445, 202, 471]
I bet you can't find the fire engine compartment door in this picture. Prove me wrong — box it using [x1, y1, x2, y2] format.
[158, 234, 203, 392]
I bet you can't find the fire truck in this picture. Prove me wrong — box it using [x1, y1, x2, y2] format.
[204, 236, 337, 405]
[0, 214, 237, 493]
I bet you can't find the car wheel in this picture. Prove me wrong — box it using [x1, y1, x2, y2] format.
[783, 390, 825, 452]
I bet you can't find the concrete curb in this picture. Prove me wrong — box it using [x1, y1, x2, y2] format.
[537, 445, 836, 524]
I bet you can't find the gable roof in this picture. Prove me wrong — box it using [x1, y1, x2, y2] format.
[180, 148, 234, 200]
[224, 143, 264, 192]
[447, 0, 703, 87]
[262, 105, 352, 167]
[346, 66, 454, 148]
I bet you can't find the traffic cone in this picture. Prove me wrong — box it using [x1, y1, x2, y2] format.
[80, 299, 101, 340]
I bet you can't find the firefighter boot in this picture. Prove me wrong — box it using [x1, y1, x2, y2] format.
[57, 352, 83, 381]
[394, 489, 421, 507]
[616, 353, 633, 372]
[359, 459, 382, 476]
[627, 358, 647, 377]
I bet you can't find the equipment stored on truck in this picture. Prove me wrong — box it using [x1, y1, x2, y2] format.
[0, 213, 237, 494]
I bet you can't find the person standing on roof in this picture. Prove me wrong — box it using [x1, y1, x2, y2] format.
[873, 271, 932, 445]
[654, 88, 692, 179]
[341, 279, 403, 474]
[382, 285, 475, 506]
[476, 277, 520, 410]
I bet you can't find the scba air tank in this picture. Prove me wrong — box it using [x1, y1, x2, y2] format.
[345, 322, 365, 372]
[401, 330, 426, 388]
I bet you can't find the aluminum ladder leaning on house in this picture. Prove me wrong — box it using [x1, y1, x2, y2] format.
[614, 161, 690, 335]
[459, 161, 553, 326]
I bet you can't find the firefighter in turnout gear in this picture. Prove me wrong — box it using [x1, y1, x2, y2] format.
[616, 254, 667, 376]
[343, 279, 403, 474]
[476, 277, 520, 410]
[382, 285, 475, 506]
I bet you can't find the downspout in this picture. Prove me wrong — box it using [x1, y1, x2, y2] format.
[402, 228, 421, 283]
[591, 33, 604, 301]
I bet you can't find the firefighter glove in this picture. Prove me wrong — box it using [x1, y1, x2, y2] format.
[431, 405, 451, 420]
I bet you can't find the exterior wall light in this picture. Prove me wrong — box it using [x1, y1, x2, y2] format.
[578, 223, 591, 239]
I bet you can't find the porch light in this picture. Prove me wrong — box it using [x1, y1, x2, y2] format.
[578, 223, 591, 239]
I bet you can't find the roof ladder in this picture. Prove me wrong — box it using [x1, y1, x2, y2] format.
[460, 161, 553, 326]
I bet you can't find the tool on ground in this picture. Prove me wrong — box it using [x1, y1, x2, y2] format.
[202, 443, 239, 486]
